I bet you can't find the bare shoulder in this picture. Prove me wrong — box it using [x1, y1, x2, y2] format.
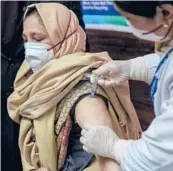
[75, 95, 107, 112]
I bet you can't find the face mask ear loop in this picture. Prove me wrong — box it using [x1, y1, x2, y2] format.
[161, 19, 173, 40]
[142, 23, 164, 35]
[47, 12, 72, 51]
[47, 29, 77, 51]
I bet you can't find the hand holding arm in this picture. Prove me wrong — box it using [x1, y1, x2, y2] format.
[80, 124, 129, 163]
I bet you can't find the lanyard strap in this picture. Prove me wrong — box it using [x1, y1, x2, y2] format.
[150, 48, 173, 103]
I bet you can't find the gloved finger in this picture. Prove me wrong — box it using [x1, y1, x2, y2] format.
[113, 78, 122, 86]
[36, 167, 49, 171]
[105, 77, 120, 86]
[90, 74, 95, 84]
[104, 80, 113, 87]
[92, 64, 110, 75]
[109, 67, 119, 75]
[83, 145, 89, 153]
[80, 136, 86, 144]
[109, 79, 117, 86]
[98, 79, 105, 86]
[99, 125, 113, 131]
[83, 124, 92, 130]
[100, 74, 106, 79]
[81, 129, 88, 136]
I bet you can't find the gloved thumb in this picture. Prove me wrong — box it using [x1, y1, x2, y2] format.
[92, 64, 110, 75]
[83, 124, 94, 130]
[83, 145, 90, 153]
[36, 167, 49, 171]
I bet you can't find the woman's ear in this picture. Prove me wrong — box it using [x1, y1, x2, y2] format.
[159, 4, 173, 26]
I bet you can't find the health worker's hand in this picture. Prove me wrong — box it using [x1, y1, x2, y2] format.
[90, 60, 132, 87]
[36, 167, 49, 171]
[80, 124, 119, 160]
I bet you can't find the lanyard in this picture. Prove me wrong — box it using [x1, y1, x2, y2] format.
[150, 48, 173, 103]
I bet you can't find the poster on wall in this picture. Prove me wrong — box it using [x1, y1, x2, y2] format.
[81, 0, 132, 33]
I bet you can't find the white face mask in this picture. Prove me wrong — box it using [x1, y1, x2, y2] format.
[126, 20, 170, 42]
[24, 42, 54, 72]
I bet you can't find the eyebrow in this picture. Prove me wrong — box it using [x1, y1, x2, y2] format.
[32, 33, 46, 37]
[22, 32, 46, 37]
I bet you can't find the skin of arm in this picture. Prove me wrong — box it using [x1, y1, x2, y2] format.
[75, 96, 121, 171]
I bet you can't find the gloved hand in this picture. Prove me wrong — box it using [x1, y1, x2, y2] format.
[91, 57, 148, 86]
[80, 124, 119, 160]
[36, 167, 49, 171]
[91, 60, 132, 87]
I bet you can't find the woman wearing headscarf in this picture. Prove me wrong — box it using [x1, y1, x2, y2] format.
[7, 3, 141, 171]
[1, 2, 87, 171]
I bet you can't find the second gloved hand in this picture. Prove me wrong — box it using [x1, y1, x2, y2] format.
[80, 124, 119, 160]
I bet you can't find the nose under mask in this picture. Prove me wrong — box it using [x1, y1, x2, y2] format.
[126, 20, 171, 42]
[24, 42, 54, 72]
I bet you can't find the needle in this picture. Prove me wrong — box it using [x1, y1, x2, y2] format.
[90, 74, 99, 98]
[84, 73, 99, 98]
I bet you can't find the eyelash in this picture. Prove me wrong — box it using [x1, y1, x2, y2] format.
[35, 38, 41, 42]
[22, 36, 44, 42]
[34, 37, 44, 42]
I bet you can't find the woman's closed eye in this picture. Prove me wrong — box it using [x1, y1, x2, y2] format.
[33, 34, 45, 42]
[22, 33, 46, 42]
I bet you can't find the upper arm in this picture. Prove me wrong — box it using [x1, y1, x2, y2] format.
[75, 95, 121, 171]
[75, 95, 114, 129]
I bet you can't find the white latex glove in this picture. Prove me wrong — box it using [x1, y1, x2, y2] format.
[80, 124, 119, 160]
[91, 57, 148, 86]
[91, 60, 132, 87]
[36, 167, 49, 171]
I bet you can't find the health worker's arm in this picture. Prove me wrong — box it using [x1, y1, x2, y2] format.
[116, 68, 173, 171]
[130, 53, 160, 84]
